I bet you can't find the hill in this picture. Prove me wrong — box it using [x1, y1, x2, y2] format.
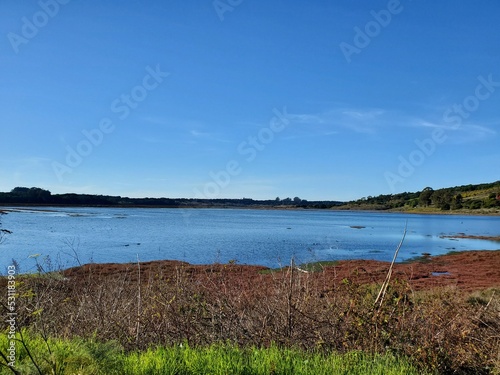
[340, 180, 500, 214]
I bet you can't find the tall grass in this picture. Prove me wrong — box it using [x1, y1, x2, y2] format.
[0, 331, 123, 375]
[123, 343, 425, 375]
[0, 331, 426, 375]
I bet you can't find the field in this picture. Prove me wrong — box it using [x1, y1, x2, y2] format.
[1, 250, 499, 374]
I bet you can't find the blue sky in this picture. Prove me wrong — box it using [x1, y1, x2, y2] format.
[0, 0, 499, 201]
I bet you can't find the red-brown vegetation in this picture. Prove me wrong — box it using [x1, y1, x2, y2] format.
[2, 250, 499, 374]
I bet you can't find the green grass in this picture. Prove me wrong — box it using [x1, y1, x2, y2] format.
[259, 260, 340, 274]
[297, 260, 339, 272]
[400, 254, 433, 264]
[1, 331, 427, 375]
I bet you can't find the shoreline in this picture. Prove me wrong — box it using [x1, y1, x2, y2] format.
[333, 206, 500, 216]
[440, 234, 500, 241]
[2, 204, 500, 216]
[60, 248, 500, 269]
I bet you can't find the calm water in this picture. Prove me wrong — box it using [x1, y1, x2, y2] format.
[1, 207, 499, 272]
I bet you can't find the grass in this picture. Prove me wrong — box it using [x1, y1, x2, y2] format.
[0, 331, 427, 375]
[400, 254, 432, 264]
[259, 260, 339, 274]
[122, 344, 425, 375]
[297, 260, 340, 273]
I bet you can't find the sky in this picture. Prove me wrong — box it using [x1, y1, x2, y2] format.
[0, 0, 499, 201]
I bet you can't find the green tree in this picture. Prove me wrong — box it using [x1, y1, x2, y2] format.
[11, 187, 51, 203]
[418, 187, 433, 207]
[431, 189, 453, 210]
[407, 198, 418, 208]
[451, 194, 463, 210]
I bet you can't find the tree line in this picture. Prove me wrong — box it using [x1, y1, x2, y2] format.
[347, 181, 500, 211]
[1, 182, 499, 211]
[0, 187, 342, 209]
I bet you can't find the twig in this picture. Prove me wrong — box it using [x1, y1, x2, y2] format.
[136, 254, 141, 344]
[483, 290, 495, 311]
[294, 266, 309, 274]
[474, 290, 497, 322]
[374, 221, 407, 308]
[287, 257, 294, 338]
[61, 237, 82, 266]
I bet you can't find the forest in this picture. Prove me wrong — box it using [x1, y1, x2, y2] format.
[0, 187, 341, 209]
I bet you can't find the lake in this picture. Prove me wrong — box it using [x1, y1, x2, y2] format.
[1, 207, 499, 273]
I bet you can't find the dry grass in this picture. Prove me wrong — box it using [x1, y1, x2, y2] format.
[2, 261, 499, 375]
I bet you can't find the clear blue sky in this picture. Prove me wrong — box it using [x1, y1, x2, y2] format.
[1, 1, 499, 201]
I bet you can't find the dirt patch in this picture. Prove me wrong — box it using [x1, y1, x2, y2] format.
[62, 250, 500, 292]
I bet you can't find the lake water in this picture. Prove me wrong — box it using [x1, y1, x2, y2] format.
[1, 207, 499, 273]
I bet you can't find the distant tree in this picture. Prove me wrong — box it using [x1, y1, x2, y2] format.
[407, 198, 418, 208]
[431, 189, 453, 210]
[10, 187, 51, 203]
[468, 200, 482, 209]
[451, 194, 463, 210]
[430, 190, 441, 207]
[293, 197, 302, 203]
[11, 187, 30, 195]
[275, 197, 280, 202]
[418, 187, 433, 207]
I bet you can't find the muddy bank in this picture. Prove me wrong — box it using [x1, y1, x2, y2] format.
[440, 234, 500, 241]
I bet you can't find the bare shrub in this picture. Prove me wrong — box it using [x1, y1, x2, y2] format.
[1, 261, 498, 374]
